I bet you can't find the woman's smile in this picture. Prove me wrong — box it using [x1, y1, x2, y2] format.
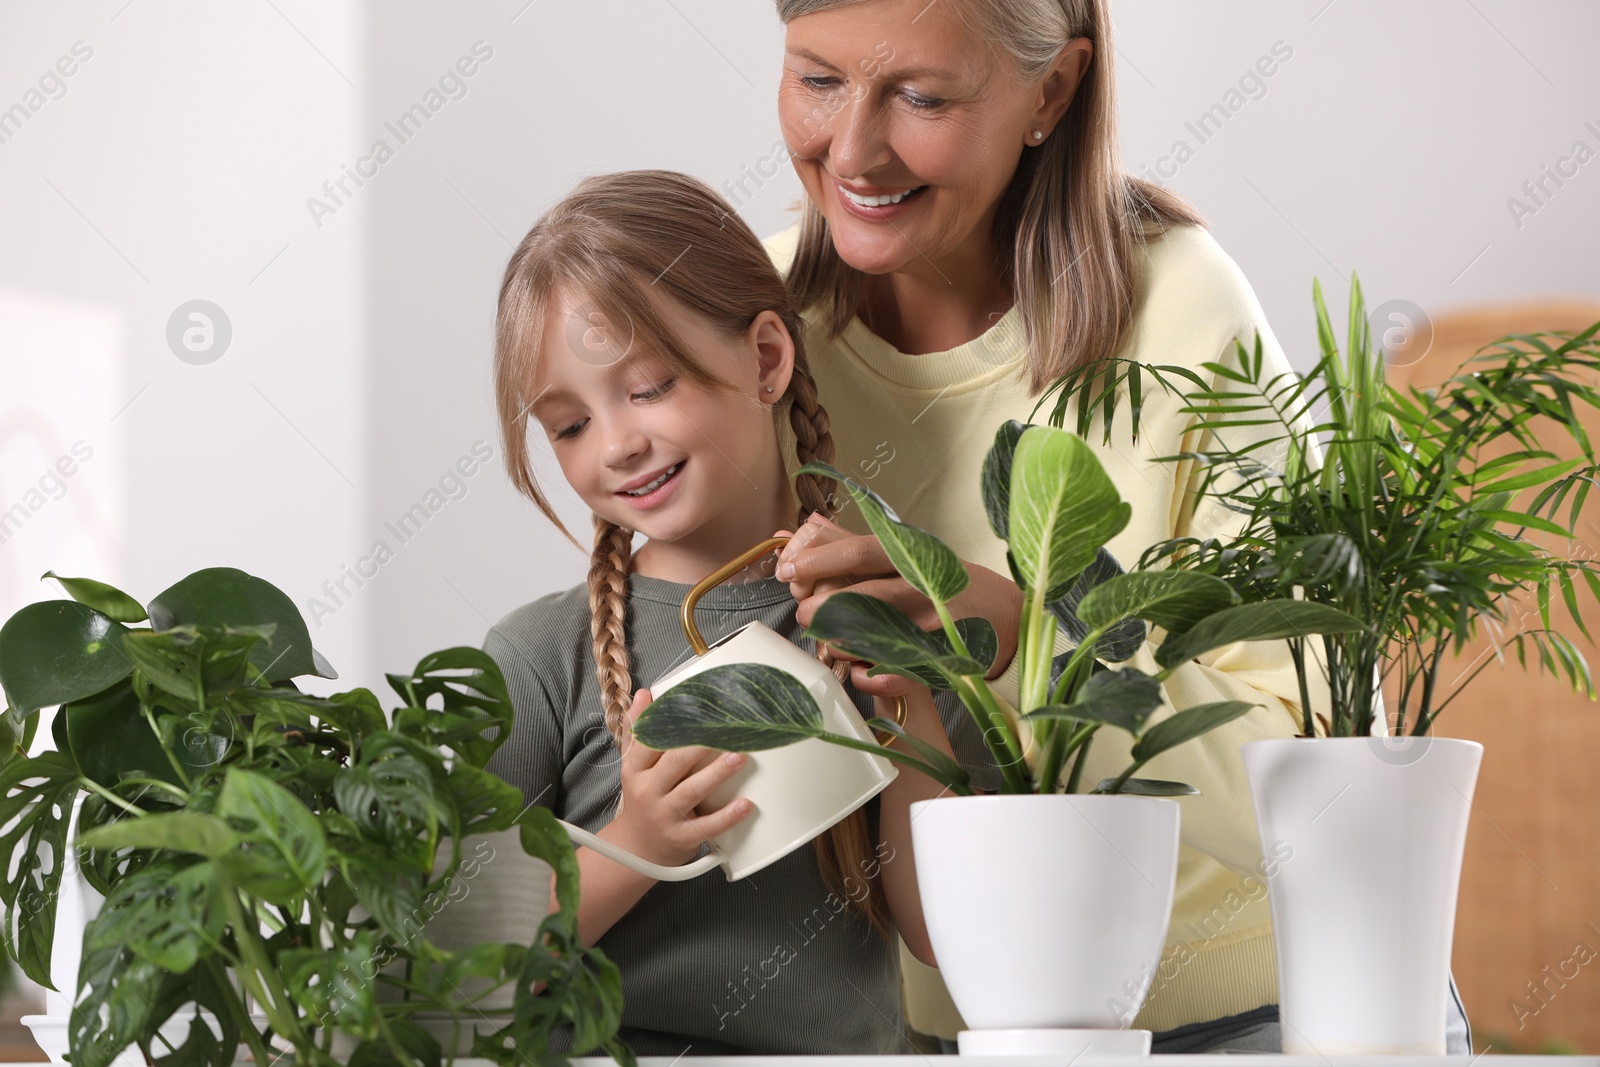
[835, 178, 929, 219]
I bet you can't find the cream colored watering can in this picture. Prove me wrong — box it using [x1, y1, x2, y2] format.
[557, 536, 901, 882]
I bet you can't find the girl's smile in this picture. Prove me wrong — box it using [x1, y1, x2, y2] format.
[615, 459, 687, 508]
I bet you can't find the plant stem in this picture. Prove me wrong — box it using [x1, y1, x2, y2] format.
[220, 884, 310, 1054]
[955, 676, 1031, 792]
[818, 735, 975, 796]
[140, 704, 194, 789]
[205, 957, 275, 1067]
[76, 777, 147, 817]
[1064, 732, 1095, 794]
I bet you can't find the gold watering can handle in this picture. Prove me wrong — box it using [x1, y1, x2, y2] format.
[679, 536, 907, 738]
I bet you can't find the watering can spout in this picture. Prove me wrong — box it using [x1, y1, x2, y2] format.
[556, 819, 726, 881]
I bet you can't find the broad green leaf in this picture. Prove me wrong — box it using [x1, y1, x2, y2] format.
[347, 864, 426, 945]
[1154, 601, 1367, 670]
[0, 751, 80, 986]
[147, 567, 326, 681]
[336, 739, 438, 869]
[69, 936, 165, 1067]
[63, 678, 222, 789]
[1131, 700, 1256, 763]
[442, 761, 526, 836]
[216, 768, 330, 902]
[1045, 548, 1147, 663]
[796, 460, 969, 602]
[77, 813, 239, 858]
[633, 662, 822, 752]
[806, 592, 985, 676]
[517, 804, 582, 920]
[0, 601, 132, 713]
[281, 932, 381, 1040]
[81, 859, 220, 974]
[1077, 571, 1241, 634]
[980, 420, 1027, 540]
[388, 647, 513, 769]
[348, 1019, 441, 1067]
[119, 625, 271, 702]
[1094, 777, 1199, 796]
[1008, 426, 1131, 599]
[1025, 668, 1163, 735]
[41, 572, 148, 624]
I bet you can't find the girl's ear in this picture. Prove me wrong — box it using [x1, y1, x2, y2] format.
[750, 310, 796, 403]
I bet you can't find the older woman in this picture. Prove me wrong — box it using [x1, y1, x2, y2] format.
[762, 0, 1472, 1055]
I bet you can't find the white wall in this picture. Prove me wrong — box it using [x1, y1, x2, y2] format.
[1, 0, 369, 688]
[4, 0, 1597, 696]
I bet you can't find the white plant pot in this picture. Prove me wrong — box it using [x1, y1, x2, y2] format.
[1241, 736, 1482, 1055]
[909, 794, 1180, 1042]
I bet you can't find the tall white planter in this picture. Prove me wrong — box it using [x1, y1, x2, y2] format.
[1242, 736, 1482, 1055]
[909, 795, 1179, 1039]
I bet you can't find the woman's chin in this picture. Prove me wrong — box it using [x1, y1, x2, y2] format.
[826, 225, 920, 277]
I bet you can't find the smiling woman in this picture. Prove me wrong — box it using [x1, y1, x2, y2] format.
[759, 0, 1468, 1055]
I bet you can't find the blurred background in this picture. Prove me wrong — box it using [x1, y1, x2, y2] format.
[2, 0, 1597, 1056]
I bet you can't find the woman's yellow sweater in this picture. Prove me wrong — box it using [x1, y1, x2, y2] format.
[765, 219, 1323, 1037]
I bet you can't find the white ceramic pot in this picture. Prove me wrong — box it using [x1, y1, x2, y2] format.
[909, 794, 1180, 1031]
[1241, 735, 1483, 1055]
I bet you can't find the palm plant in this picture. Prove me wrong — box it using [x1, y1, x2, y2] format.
[634, 422, 1363, 793]
[1043, 276, 1600, 737]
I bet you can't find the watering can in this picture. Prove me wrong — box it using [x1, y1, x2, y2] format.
[556, 536, 900, 882]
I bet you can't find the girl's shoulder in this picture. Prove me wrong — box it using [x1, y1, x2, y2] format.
[485, 581, 592, 672]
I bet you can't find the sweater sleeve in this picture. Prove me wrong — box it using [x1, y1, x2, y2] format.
[482, 622, 567, 815]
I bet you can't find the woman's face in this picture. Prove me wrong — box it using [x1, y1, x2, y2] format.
[778, 0, 1089, 280]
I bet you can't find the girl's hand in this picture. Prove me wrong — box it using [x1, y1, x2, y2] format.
[609, 688, 756, 868]
[775, 513, 1025, 695]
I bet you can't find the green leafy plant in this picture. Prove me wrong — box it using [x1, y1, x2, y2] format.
[634, 422, 1364, 794]
[0, 568, 634, 1067]
[1043, 276, 1600, 737]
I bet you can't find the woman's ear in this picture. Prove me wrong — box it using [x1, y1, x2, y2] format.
[750, 310, 797, 403]
[1033, 36, 1094, 137]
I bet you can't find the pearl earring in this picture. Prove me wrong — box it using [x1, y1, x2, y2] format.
[1032, 130, 1044, 141]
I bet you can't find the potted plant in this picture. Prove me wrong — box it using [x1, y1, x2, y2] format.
[1045, 277, 1600, 1054]
[0, 568, 635, 1067]
[632, 421, 1362, 1053]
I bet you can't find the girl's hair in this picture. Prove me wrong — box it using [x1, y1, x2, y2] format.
[494, 169, 892, 938]
[774, 0, 1208, 392]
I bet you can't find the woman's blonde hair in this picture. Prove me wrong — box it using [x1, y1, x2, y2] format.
[774, 0, 1207, 391]
[494, 169, 892, 937]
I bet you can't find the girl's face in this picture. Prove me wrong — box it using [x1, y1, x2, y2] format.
[529, 287, 791, 553]
[778, 0, 1090, 280]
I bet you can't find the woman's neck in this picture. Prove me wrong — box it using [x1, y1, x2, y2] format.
[858, 223, 1014, 355]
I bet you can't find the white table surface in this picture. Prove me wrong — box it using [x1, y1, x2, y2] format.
[0, 1055, 1593, 1062]
[555, 1057, 1583, 1066]
[6, 1057, 1597, 1066]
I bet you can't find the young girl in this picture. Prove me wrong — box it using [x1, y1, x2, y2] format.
[482, 170, 996, 1056]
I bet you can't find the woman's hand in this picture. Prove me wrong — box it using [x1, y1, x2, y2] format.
[775, 513, 1024, 695]
[608, 688, 757, 867]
